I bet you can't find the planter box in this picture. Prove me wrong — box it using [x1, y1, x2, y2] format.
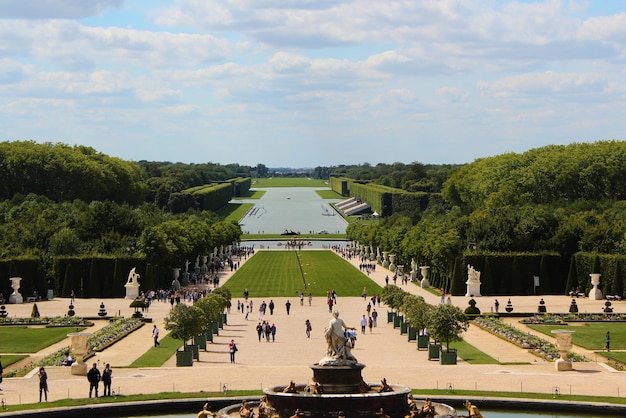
[417, 335, 429, 350]
[407, 326, 417, 341]
[194, 333, 207, 350]
[176, 350, 193, 367]
[393, 314, 403, 328]
[439, 348, 458, 365]
[387, 311, 396, 323]
[185, 343, 199, 360]
[400, 321, 408, 334]
[428, 342, 441, 360]
[206, 329, 213, 342]
[218, 315, 224, 329]
[212, 322, 219, 335]
[222, 312, 227, 325]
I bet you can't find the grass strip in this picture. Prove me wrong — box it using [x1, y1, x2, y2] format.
[129, 334, 182, 368]
[0, 326, 86, 353]
[0, 354, 28, 367]
[315, 190, 343, 199]
[449, 340, 500, 364]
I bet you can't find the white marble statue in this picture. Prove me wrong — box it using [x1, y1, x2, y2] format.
[319, 311, 357, 366]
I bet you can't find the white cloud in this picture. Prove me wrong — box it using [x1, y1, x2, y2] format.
[0, 0, 122, 19]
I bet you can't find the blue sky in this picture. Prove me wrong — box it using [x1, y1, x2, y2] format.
[1, 0, 625, 167]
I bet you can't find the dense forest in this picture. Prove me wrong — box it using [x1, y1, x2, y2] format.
[1, 140, 625, 298]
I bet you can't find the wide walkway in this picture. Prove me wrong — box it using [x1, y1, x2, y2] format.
[1, 247, 624, 407]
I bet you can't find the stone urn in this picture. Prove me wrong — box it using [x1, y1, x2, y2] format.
[388, 254, 397, 272]
[589, 273, 602, 300]
[382, 251, 389, 268]
[68, 332, 91, 375]
[420, 266, 430, 288]
[551, 329, 575, 371]
[9, 277, 23, 304]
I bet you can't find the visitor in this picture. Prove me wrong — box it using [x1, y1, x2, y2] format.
[300, 292, 304, 305]
[256, 322, 263, 341]
[360, 315, 367, 334]
[87, 362, 101, 398]
[38, 366, 48, 402]
[61, 352, 73, 366]
[271, 323, 277, 342]
[368, 316, 373, 333]
[102, 363, 112, 396]
[327, 298, 334, 313]
[606, 331, 611, 352]
[362, 287, 367, 300]
[305, 319, 312, 338]
[308, 293, 312, 306]
[269, 300, 275, 315]
[494, 299, 500, 313]
[285, 300, 292, 315]
[371, 309, 378, 327]
[229, 339, 238, 363]
[153, 324, 160, 347]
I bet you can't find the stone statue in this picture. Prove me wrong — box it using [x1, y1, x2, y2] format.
[465, 264, 482, 297]
[124, 267, 141, 299]
[467, 264, 481, 283]
[320, 311, 357, 366]
[126, 267, 140, 284]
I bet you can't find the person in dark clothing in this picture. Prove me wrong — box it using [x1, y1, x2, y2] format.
[285, 300, 291, 315]
[87, 363, 101, 398]
[102, 364, 112, 396]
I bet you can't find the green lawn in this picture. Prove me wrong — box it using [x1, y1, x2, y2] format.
[315, 189, 343, 199]
[129, 334, 182, 367]
[0, 326, 85, 353]
[450, 340, 500, 364]
[0, 354, 28, 367]
[252, 178, 329, 187]
[527, 322, 626, 350]
[224, 250, 383, 298]
[215, 202, 253, 223]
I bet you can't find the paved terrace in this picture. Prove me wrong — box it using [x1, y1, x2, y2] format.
[0, 248, 624, 407]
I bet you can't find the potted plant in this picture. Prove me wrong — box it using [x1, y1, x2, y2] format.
[164, 303, 205, 366]
[402, 295, 432, 348]
[195, 293, 228, 346]
[428, 304, 469, 365]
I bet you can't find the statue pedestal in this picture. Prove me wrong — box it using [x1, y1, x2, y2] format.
[125, 283, 140, 299]
[9, 293, 23, 304]
[465, 280, 482, 297]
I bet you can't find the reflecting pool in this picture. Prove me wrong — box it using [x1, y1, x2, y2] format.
[236, 187, 348, 235]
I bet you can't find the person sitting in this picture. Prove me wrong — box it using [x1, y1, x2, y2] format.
[61, 352, 74, 366]
[420, 397, 435, 418]
[283, 380, 297, 393]
[239, 400, 254, 418]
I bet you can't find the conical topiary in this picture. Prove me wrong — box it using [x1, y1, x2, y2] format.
[98, 302, 108, 317]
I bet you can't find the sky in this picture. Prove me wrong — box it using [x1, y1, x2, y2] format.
[1, 1, 625, 168]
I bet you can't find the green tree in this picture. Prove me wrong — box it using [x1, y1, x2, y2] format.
[427, 304, 469, 352]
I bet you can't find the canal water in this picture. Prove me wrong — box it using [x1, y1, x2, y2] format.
[235, 187, 348, 235]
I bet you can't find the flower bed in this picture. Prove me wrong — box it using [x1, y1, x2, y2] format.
[0, 316, 93, 327]
[473, 316, 588, 362]
[521, 313, 626, 324]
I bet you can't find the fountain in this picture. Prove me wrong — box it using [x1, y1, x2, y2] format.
[218, 311, 456, 417]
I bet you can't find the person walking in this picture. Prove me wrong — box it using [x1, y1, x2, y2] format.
[305, 319, 312, 338]
[271, 323, 277, 342]
[360, 314, 367, 334]
[102, 363, 112, 396]
[368, 316, 373, 334]
[494, 299, 500, 313]
[87, 363, 101, 398]
[229, 339, 238, 363]
[152, 324, 160, 347]
[285, 300, 292, 315]
[606, 331, 611, 352]
[327, 298, 334, 313]
[269, 300, 275, 315]
[38, 366, 48, 402]
[308, 293, 312, 306]
[371, 309, 378, 327]
[256, 322, 263, 341]
[0, 355, 3, 391]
